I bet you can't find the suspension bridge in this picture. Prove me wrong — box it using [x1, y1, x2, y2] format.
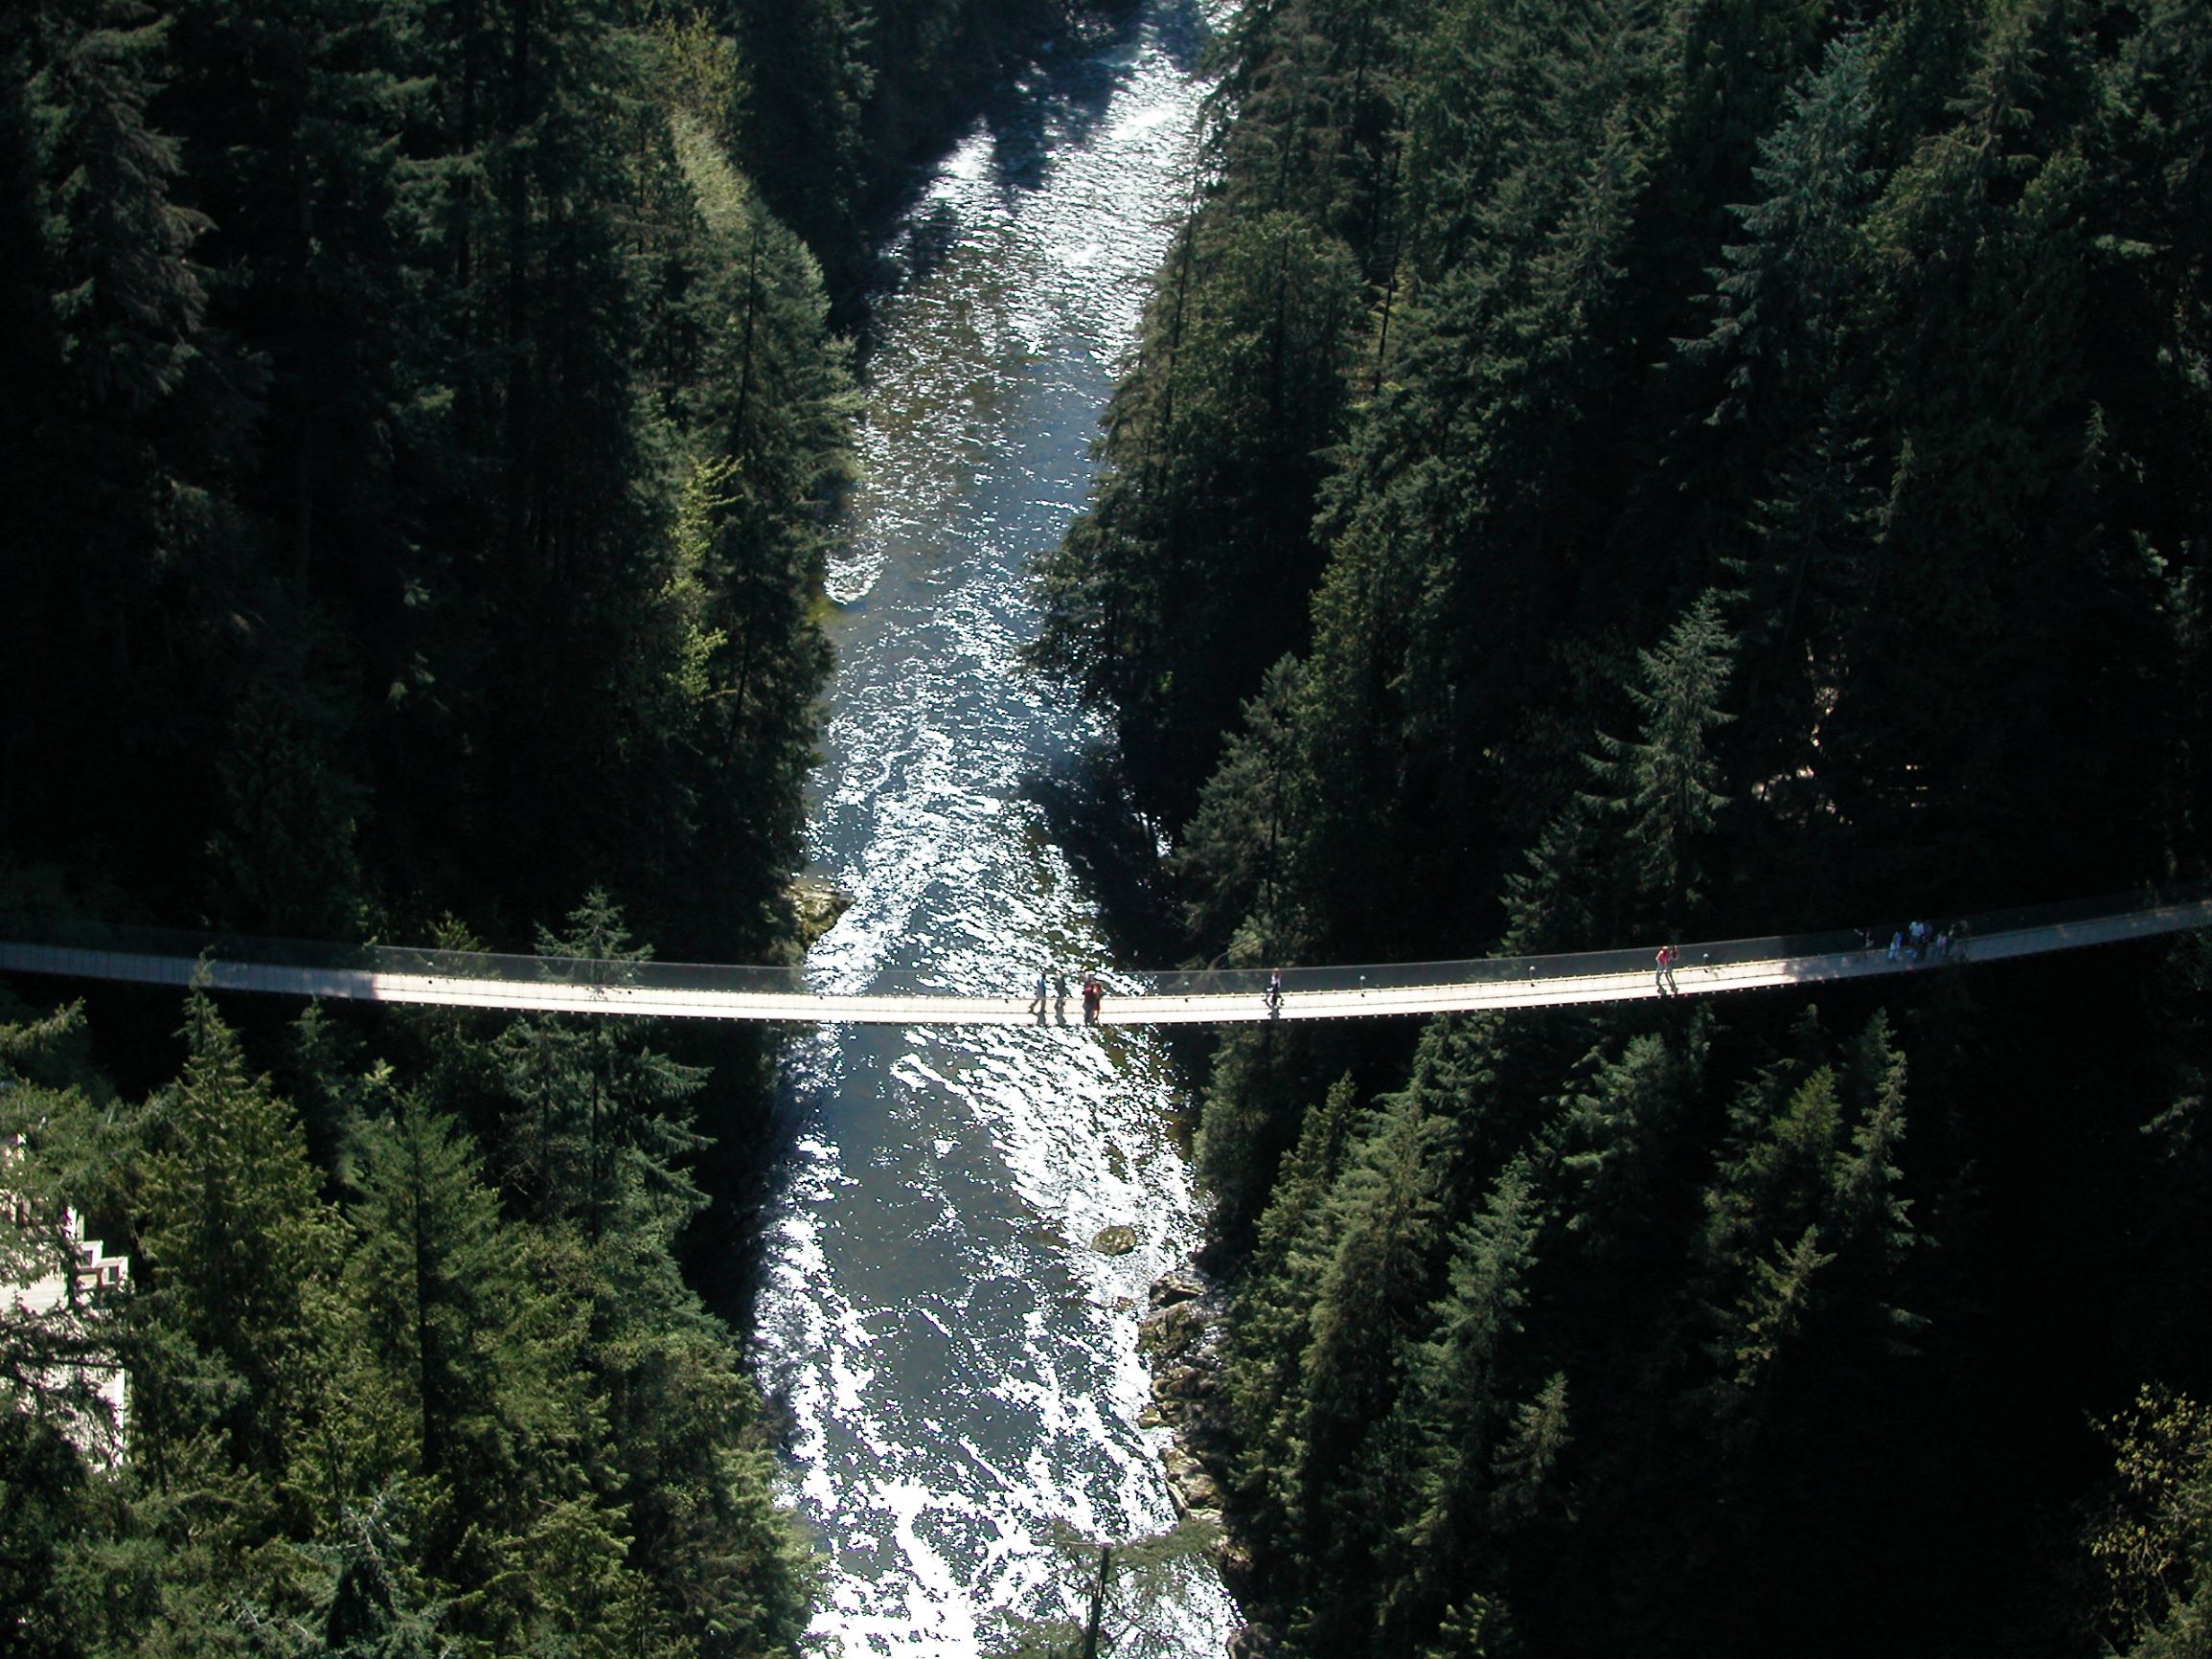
[1, 889, 2206, 1027]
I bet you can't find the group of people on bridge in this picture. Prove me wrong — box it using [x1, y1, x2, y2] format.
[1858, 919, 1968, 963]
[1028, 966, 1104, 1026]
[1026, 964, 1289, 1023]
[1886, 919, 1964, 963]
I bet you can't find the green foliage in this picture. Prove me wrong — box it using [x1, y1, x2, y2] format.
[492, 892, 709, 1246]
[0, 955, 812, 1656]
[725, 0, 1081, 305]
[339, 1095, 536, 1495]
[1176, 655, 1311, 956]
[1590, 591, 1736, 912]
[0, 0, 853, 967]
[0, 1003, 129, 1528]
[1501, 591, 1739, 952]
[203, 686, 369, 941]
[1084, 2, 2212, 1640]
[136, 991, 340, 1478]
[2088, 1385, 2212, 1659]
[1035, 210, 1363, 824]
[1684, 27, 1881, 428]
[0, 47, 852, 1645]
[0, 1410, 93, 1659]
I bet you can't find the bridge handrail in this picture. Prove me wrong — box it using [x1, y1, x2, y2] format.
[2, 881, 2203, 1001]
[1142, 880, 2212, 996]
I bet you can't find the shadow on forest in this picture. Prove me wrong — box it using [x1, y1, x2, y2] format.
[978, 0, 1215, 190]
[1024, 742, 1181, 974]
[856, 0, 1208, 340]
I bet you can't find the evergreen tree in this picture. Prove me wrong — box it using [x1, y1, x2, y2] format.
[1684, 27, 1881, 433]
[722, 0, 869, 292]
[1380, 1156, 1550, 1648]
[1500, 591, 1738, 950]
[492, 892, 709, 1249]
[339, 1095, 528, 1498]
[1222, 1074, 1361, 1539]
[1284, 1081, 1448, 1629]
[1176, 655, 1312, 958]
[0, 1410, 92, 1659]
[1587, 590, 1737, 920]
[135, 991, 341, 1480]
[1084, 0, 2212, 1652]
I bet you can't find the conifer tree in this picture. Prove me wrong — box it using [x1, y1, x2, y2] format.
[1686, 28, 1881, 432]
[1177, 655, 1312, 958]
[493, 893, 709, 1249]
[341, 1095, 526, 1494]
[723, 0, 869, 291]
[1037, 207, 1361, 826]
[1286, 1083, 1447, 1610]
[0, 1408, 91, 1659]
[24, 0, 208, 415]
[1548, 1017, 1709, 1258]
[1587, 590, 1737, 920]
[136, 991, 341, 1479]
[1694, 1010, 1920, 1436]
[1224, 1074, 1361, 1536]
[1502, 591, 1737, 948]
[0, 1003, 128, 1457]
[1381, 1156, 1549, 1645]
[1078, 0, 2212, 1651]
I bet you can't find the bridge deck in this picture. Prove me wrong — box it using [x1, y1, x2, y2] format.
[2, 899, 2205, 1026]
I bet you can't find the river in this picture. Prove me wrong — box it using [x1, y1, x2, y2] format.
[749, 4, 1240, 1653]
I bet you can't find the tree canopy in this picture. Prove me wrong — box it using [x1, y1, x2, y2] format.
[1039, 0, 2212, 1651]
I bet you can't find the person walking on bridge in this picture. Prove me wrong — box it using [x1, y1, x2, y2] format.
[1082, 976, 1102, 1026]
[1028, 965, 1049, 1020]
[1054, 970, 1069, 1024]
[1655, 943, 1679, 996]
[1266, 968, 1284, 1017]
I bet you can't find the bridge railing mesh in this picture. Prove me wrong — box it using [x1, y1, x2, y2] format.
[0, 918, 818, 995]
[1, 881, 2203, 1004]
[1145, 882, 2209, 998]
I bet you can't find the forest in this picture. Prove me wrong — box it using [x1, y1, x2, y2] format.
[1035, 0, 2212, 1654]
[0, 0, 1098, 1653]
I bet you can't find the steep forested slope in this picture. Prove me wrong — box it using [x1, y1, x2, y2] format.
[0, 0, 856, 966]
[0, 2, 876, 1650]
[1039, 1, 2212, 1653]
[1, 908, 817, 1655]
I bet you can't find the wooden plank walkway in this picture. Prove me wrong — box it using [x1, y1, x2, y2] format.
[3, 898, 2207, 1027]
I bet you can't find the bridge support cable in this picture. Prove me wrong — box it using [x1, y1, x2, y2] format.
[0, 891, 2207, 1028]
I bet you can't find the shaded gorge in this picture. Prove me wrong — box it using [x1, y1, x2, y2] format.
[748, 3, 1239, 1651]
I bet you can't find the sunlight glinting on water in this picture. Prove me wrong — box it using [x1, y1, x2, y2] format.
[750, 5, 1240, 1653]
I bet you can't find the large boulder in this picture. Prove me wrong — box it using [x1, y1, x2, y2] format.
[1149, 1271, 1205, 1309]
[1160, 1444, 1224, 1517]
[1137, 1298, 1205, 1358]
[1152, 1363, 1215, 1401]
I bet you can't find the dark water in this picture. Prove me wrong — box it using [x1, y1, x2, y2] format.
[749, 6, 1238, 1652]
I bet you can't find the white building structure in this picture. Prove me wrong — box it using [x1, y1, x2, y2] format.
[5, 1138, 129, 1460]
